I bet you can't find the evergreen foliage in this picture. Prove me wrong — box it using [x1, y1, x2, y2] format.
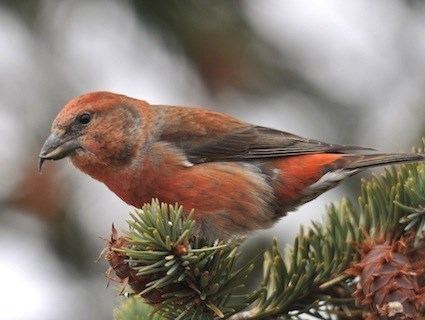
[108, 201, 254, 319]
[111, 144, 425, 319]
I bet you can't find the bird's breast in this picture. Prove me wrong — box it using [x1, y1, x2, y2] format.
[132, 155, 277, 238]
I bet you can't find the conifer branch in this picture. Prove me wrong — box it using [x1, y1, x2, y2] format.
[109, 143, 425, 320]
[105, 201, 254, 319]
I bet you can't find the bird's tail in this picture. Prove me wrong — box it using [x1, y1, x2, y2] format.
[344, 153, 425, 170]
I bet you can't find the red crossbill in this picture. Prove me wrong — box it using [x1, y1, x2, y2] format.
[39, 92, 425, 238]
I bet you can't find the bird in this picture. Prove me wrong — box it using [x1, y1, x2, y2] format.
[39, 91, 425, 239]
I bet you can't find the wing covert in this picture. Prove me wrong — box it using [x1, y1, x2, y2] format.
[179, 125, 373, 164]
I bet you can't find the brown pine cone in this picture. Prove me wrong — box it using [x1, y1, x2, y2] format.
[102, 225, 165, 305]
[348, 239, 425, 319]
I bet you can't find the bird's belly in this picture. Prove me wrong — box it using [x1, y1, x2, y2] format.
[120, 154, 346, 239]
[139, 162, 276, 239]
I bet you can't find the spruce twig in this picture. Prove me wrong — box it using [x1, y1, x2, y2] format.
[111, 142, 425, 319]
[105, 200, 254, 320]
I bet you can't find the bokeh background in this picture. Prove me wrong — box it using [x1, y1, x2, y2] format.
[1, 1, 424, 319]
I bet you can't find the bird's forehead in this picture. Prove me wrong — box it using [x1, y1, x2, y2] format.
[53, 91, 125, 126]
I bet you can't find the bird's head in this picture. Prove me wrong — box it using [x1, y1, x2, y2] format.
[39, 91, 148, 174]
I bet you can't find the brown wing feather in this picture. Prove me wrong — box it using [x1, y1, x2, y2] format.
[154, 106, 373, 164]
[182, 125, 374, 164]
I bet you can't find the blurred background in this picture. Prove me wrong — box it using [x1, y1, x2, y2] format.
[0, 0, 424, 319]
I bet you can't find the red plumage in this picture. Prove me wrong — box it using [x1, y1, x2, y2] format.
[39, 92, 425, 238]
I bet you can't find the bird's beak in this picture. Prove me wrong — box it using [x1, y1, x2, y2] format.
[39, 133, 80, 171]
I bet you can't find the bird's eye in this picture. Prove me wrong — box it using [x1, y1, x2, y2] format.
[77, 113, 91, 125]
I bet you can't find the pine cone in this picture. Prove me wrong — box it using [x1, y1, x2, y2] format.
[102, 225, 165, 304]
[348, 239, 425, 319]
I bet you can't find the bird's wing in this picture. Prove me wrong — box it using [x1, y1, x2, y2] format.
[162, 123, 373, 164]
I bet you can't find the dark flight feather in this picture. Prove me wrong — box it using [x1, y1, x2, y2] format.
[178, 126, 374, 164]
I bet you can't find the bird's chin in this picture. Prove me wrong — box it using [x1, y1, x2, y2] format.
[69, 148, 100, 169]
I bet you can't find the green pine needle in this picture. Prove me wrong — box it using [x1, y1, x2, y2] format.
[116, 200, 253, 320]
[113, 143, 424, 320]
